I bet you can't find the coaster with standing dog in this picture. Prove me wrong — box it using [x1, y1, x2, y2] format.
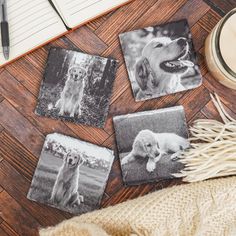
[27, 133, 115, 215]
[35, 47, 118, 128]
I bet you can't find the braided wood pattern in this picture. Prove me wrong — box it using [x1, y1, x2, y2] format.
[0, 0, 236, 235]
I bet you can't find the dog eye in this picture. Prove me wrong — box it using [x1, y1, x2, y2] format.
[146, 143, 152, 147]
[155, 43, 163, 48]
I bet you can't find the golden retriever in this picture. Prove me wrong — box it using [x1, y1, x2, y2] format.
[51, 151, 84, 208]
[56, 66, 86, 117]
[135, 37, 194, 100]
[121, 129, 190, 173]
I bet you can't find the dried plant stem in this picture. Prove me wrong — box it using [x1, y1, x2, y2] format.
[174, 94, 236, 182]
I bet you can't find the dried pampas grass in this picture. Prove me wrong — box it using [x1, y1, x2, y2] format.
[174, 94, 236, 182]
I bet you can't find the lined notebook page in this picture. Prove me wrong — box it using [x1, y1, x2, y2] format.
[0, 0, 67, 65]
[52, 0, 130, 28]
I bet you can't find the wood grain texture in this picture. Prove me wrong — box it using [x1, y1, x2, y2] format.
[0, 0, 236, 235]
[204, 0, 236, 15]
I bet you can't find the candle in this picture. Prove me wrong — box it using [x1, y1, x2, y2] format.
[205, 8, 236, 90]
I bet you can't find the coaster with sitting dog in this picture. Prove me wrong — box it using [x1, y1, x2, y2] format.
[27, 133, 115, 214]
[35, 47, 118, 128]
[113, 106, 189, 185]
[119, 19, 202, 101]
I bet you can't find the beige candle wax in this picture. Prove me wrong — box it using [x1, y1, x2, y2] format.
[205, 8, 236, 90]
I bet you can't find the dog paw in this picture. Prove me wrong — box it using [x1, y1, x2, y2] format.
[79, 195, 84, 203]
[170, 153, 179, 161]
[72, 202, 80, 208]
[146, 161, 156, 173]
[77, 110, 82, 116]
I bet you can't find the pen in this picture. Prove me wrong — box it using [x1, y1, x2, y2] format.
[1, 0, 9, 60]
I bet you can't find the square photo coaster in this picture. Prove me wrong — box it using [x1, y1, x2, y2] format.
[35, 47, 118, 128]
[119, 19, 202, 101]
[27, 133, 114, 215]
[113, 106, 189, 185]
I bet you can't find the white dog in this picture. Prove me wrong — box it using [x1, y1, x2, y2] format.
[135, 37, 194, 100]
[51, 151, 84, 208]
[55, 65, 86, 117]
[121, 129, 190, 173]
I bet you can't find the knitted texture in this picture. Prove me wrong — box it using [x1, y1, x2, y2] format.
[40, 177, 236, 236]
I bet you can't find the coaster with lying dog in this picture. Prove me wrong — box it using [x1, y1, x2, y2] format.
[113, 106, 190, 185]
[119, 19, 202, 101]
[35, 47, 118, 128]
[27, 133, 115, 215]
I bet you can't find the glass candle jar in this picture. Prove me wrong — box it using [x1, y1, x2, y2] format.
[205, 8, 236, 90]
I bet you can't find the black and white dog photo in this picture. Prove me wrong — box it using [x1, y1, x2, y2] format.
[113, 106, 190, 185]
[119, 19, 202, 101]
[27, 133, 114, 215]
[35, 47, 118, 128]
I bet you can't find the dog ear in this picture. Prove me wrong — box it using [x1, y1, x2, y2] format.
[82, 69, 87, 78]
[135, 57, 153, 91]
[133, 139, 147, 157]
[64, 150, 71, 159]
[78, 157, 84, 166]
[68, 67, 73, 74]
[78, 152, 86, 166]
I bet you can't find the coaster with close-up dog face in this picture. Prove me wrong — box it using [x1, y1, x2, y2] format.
[119, 19, 202, 101]
[35, 47, 118, 128]
[27, 133, 114, 215]
[113, 106, 189, 185]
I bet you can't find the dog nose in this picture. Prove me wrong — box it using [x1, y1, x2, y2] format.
[177, 38, 187, 47]
[69, 159, 72, 164]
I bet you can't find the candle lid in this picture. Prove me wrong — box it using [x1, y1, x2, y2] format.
[216, 9, 236, 77]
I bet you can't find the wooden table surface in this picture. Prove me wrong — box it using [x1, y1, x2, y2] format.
[0, 0, 236, 235]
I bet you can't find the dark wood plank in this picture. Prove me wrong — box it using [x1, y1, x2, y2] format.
[0, 227, 9, 236]
[96, 0, 158, 44]
[203, 73, 236, 112]
[0, 131, 38, 180]
[87, 12, 114, 31]
[5, 58, 44, 97]
[0, 185, 4, 193]
[66, 26, 108, 55]
[65, 123, 109, 145]
[170, 0, 210, 25]
[0, 124, 4, 133]
[0, 160, 69, 226]
[177, 85, 211, 121]
[0, 0, 235, 234]
[198, 9, 222, 32]
[201, 99, 236, 121]
[191, 23, 209, 51]
[0, 221, 19, 236]
[0, 100, 44, 157]
[0, 191, 41, 236]
[204, 0, 236, 15]
[103, 159, 123, 197]
[0, 70, 77, 137]
[0, 94, 4, 103]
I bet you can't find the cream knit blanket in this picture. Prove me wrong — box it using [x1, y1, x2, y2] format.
[40, 176, 236, 236]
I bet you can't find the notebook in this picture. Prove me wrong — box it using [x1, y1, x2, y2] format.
[0, 0, 131, 67]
